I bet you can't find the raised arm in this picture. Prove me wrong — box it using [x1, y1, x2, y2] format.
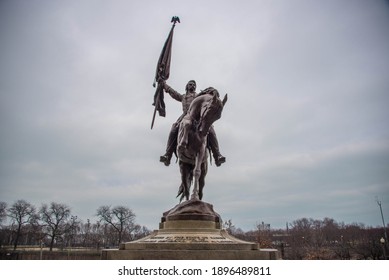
[163, 82, 183, 102]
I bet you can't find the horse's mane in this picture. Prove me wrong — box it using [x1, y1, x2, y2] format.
[199, 87, 219, 97]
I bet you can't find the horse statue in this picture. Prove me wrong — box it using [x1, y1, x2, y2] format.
[176, 87, 227, 202]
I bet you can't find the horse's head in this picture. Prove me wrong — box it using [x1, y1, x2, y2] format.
[198, 88, 227, 137]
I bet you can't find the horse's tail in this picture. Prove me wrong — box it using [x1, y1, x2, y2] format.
[176, 183, 185, 202]
[207, 143, 213, 165]
[176, 166, 193, 202]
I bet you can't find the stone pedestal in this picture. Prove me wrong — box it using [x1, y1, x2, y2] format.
[102, 199, 279, 260]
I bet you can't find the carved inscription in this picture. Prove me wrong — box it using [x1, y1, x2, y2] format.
[143, 235, 234, 243]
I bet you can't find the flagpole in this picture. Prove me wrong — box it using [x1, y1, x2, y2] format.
[151, 84, 162, 129]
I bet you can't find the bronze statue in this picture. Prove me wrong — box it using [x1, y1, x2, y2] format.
[152, 18, 227, 202]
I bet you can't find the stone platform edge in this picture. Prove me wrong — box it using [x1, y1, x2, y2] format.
[101, 248, 279, 260]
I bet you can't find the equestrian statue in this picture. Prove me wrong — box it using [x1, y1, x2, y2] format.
[151, 17, 227, 202]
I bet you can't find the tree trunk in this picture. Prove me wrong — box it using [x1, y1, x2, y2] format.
[13, 224, 22, 251]
[49, 235, 55, 251]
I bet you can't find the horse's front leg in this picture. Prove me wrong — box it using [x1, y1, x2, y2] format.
[198, 160, 207, 200]
[191, 141, 206, 200]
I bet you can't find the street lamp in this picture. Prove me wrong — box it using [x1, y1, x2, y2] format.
[380, 237, 387, 260]
[376, 198, 388, 243]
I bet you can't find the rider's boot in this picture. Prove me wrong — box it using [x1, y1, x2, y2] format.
[208, 127, 226, 166]
[160, 124, 178, 166]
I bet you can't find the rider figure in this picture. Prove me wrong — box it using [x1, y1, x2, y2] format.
[160, 80, 226, 167]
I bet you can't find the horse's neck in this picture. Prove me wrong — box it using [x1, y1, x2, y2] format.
[188, 95, 211, 119]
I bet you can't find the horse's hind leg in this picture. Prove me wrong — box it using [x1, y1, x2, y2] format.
[177, 161, 186, 202]
[178, 161, 191, 202]
[186, 166, 193, 200]
[198, 161, 207, 200]
[191, 167, 201, 200]
[191, 148, 205, 200]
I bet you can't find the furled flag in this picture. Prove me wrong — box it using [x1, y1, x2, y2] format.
[151, 16, 180, 129]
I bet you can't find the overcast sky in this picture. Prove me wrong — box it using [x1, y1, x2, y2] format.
[1, 0, 388, 231]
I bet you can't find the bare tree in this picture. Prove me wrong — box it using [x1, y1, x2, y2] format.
[39, 202, 71, 251]
[223, 219, 236, 234]
[79, 219, 107, 249]
[96, 205, 136, 245]
[0, 202, 8, 247]
[63, 215, 80, 247]
[256, 221, 272, 248]
[7, 200, 37, 250]
[287, 218, 313, 259]
[0, 202, 7, 225]
[80, 219, 92, 247]
[132, 225, 151, 240]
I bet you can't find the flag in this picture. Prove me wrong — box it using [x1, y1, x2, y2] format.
[151, 23, 176, 127]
